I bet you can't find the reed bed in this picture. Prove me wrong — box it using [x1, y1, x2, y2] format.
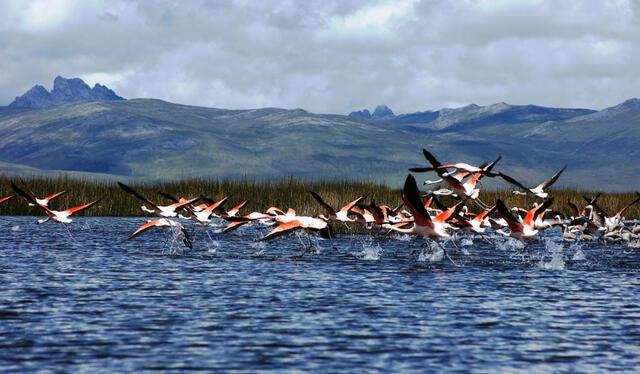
[0, 175, 638, 220]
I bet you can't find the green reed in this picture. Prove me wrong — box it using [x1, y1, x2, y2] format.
[1, 175, 638, 220]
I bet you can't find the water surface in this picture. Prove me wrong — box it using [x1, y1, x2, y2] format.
[1, 217, 639, 373]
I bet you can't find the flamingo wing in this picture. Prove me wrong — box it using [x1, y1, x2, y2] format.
[65, 200, 100, 215]
[615, 194, 640, 217]
[401, 174, 432, 227]
[118, 182, 158, 209]
[496, 199, 524, 232]
[434, 198, 468, 223]
[309, 191, 337, 216]
[11, 182, 53, 214]
[42, 190, 68, 203]
[539, 165, 566, 189]
[222, 221, 249, 233]
[227, 200, 250, 216]
[339, 194, 368, 214]
[498, 172, 530, 191]
[0, 195, 13, 204]
[567, 199, 580, 217]
[260, 220, 304, 241]
[128, 219, 165, 240]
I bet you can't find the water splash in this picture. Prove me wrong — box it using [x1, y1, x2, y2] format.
[11, 225, 20, 232]
[394, 234, 412, 242]
[356, 237, 383, 260]
[460, 238, 474, 247]
[417, 244, 444, 262]
[206, 238, 220, 255]
[539, 238, 565, 270]
[495, 237, 525, 251]
[250, 241, 266, 255]
[570, 242, 586, 261]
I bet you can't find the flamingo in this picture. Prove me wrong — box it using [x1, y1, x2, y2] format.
[452, 206, 496, 234]
[495, 198, 554, 242]
[384, 175, 466, 263]
[436, 155, 502, 177]
[499, 166, 566, 199]
[260, 215, 332, 241]
[188, 196, 231, 224]
[310, 191, 367, 223]
[11, 182, 99, 225]
[18, 177, 67, 207]
[118, 182, 199, 217]
[410, 149, 495, 205]
[127, 218, 192, 248]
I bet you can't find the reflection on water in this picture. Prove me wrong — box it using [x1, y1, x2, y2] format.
[1, 216, 639, 373]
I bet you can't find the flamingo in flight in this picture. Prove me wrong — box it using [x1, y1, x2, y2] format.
[118, 182, 199, 217]
[310, 191, 367, 223]
[410, 148, 501, 182]
[260, 215, 333, 242]
[436, 155, 502, 178]
[189, 196, 232, 224]
[128, 218, 192, 248]
[495, 198, 554, 242]
[11, 182, 99, 224]
[384, 175, 466, 262]
[163, 193, 232, 224]
[18, 178, 67, 207]
[410, 148, 498, 205]
[499, 166, 566, 199]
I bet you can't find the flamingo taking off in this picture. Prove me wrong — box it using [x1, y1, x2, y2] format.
[499, 166, 566, 199]
[495, 198, 554, 242]
[18, 177, 67, 207]
[128, 218, 192, 248]
[11, 182, 99, 224]
[310, 191, 367, 223]
[260, 215, 333, 241]
[118, 182, 199, 217]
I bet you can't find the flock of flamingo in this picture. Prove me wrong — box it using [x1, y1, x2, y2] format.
[3, 148, 640, 259]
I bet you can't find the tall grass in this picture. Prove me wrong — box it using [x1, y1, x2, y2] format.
[1, 175, 638, 219]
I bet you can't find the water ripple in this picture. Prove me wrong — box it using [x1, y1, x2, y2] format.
[1, 216, 639, 373]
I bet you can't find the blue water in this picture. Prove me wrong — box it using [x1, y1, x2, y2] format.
[1, 216, 639, 373]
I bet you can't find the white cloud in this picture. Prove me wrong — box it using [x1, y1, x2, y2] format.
[1, 0, 640, 114]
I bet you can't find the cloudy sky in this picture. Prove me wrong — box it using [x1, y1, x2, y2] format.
[2, 0, 640, 114]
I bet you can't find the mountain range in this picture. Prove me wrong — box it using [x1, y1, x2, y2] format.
[0, 76, 638, 190]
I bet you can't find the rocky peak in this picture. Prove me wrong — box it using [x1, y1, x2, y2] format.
[348, 109, 372, 118]
[372, 104, 394, 118]
[9, 76, 125, 108]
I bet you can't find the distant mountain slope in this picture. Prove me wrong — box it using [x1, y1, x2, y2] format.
[9, 76, 124, 108]
[0, 91, 638, 190]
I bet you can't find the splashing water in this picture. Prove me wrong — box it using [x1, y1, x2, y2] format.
[394, 234, 412, 242]
[539, 238, 565, 270]
[249, 241, 266, 255]
[205, 237, 220, 255]
[11, 225, 20, 231]
[418, 244, 444, 262]
[460, 238, 474, 247]
[570, 242, 586, 261]
[496, 237, 525, 251]
[356, 237, 383, 260]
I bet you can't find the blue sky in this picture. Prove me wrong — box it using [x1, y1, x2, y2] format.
[2, 0, 640, 114]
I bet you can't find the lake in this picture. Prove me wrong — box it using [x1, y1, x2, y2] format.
[1, 216, 639, 373]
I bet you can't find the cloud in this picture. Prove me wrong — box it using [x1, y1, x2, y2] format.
[1, 0, 640, 114]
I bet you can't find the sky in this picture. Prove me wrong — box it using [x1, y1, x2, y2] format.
[2, 0, 640, 114]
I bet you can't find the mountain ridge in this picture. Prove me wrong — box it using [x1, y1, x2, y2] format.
[0, 78, 638, 190]
[9, 76, 124, 109]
